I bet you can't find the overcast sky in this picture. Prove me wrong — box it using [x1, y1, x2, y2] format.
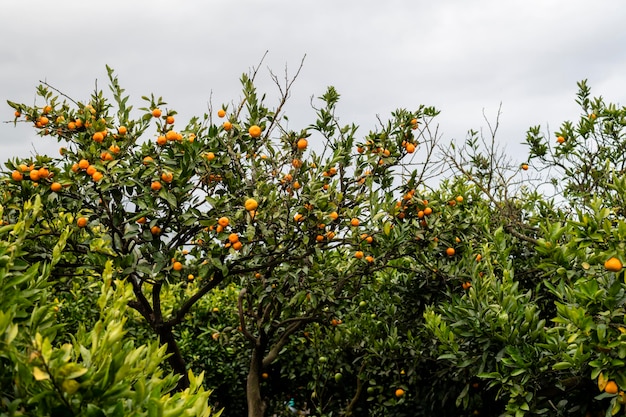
[2, 1, 625, 170]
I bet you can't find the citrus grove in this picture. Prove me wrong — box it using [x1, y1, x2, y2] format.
[2, 63, 626, 416]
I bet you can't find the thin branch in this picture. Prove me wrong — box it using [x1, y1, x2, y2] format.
[344, 361, 367, 416]
[38, 80, 79, 106]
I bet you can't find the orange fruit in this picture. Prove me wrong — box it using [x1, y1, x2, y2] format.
[161, 172, 173, 183]
[151, 181, 162, 191]
[156, 136, 167, 146]
[14, 110, 21, 117]
[521, 163, 529, 171]
[172, 261, 183, 271]
[355, 251, 364, 259]
[605, 257, 623, 272]
[462, 281, 472, 290]
[86, 165, 97, 176]
[11, 170, 23, 181]
[165, 130, 177, 141]
[75, 119, 83, 128]
[92, 171, 103, 182]
[557, 136, 565, 144]
[142, 156, 154, 165]
[315, 234, 324, 242]
[38, 116, 49, 126]
[50, 182, 62, 192]
[42, 105, 52, 114]
[329, 211, 339, 221]
[29, 169, 41, 181]
[92, 132, 104, 143]
[350, 218, 360, 227]
[456, 196, 464, 203]
[38, 167, 49, 179]
[78, 159, 90, 170]
[446, 247, 456, 256]
[296, 138, 308, 150]
[108, 144, 121, 154]
[118, 126, 127, 135]
[232, 241, 243, 250]
[228, 233, 239, 244]
[137, 217, 147, 224]
[395, 388, 405, 398]
[71, 163, 79, 172]
[152, 108, 162, 118]
[76, 217, 88, 228]
[166, 115, 175, 124]
[100, 151, 114, 161]
[365, 255, 374, 263]
[244, 198, 258, 211]
[223, 121, 232, 131]
[205, 152, 215, 161]
[217, 109, 226, 118]
[405, 143, 416, 153]
[248, 125, 262, 138]
[294, 213, 304, 222]
[261, 372, 269, 380]
[475, 254, 482, 262]
[605, 381, 619, 395]
[151, 225, 161, 235]
[423, 207, 433, 216]
[326, 231, 336, 240]
[218, 217, 230, 227]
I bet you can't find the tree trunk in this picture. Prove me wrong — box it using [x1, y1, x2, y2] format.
[247, 346, 267, 417]
[157, 323, 190, 391]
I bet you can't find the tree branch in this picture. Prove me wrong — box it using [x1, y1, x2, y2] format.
[167, 268, 225, 327]
[238, 288, 257, 343]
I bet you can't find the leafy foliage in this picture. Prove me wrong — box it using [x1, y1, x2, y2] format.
[4, 67, 626, 417]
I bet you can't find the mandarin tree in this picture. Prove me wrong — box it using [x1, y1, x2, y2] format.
[4, 63, 442, 417]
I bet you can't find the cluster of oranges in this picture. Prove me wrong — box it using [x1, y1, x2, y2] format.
[395, 189, 432, 223]
[209, 199, 260, 252]
[10, 164, 66, 193]
[150, 171, 174, 192]
[152, 108, 190, 144]
[71, 159, 104, 182]
[356, 141, 394, 161]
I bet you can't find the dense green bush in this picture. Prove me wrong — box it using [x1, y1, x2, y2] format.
[0, 196, 219, 417]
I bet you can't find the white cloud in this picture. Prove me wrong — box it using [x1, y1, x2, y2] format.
[1, 0, 625, 165]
